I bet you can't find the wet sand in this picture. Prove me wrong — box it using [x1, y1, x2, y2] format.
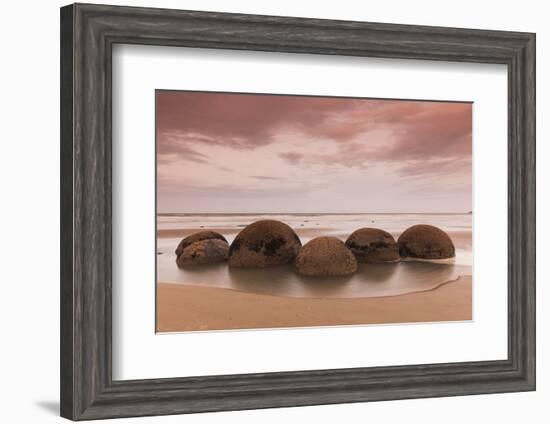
[156, 259, 470, 299]
[157, 276, 472, 332]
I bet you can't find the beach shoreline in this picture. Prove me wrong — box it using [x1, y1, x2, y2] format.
[157, 275, 472, 333]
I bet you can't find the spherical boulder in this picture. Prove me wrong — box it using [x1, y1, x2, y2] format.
[295, 236, 357, 277]
[228, 220, 301, 268]
[397, 224, 455, 260]
[345, 228, 400, 263]
[176, 239, 229, 267]
[175, 231, 227, 258]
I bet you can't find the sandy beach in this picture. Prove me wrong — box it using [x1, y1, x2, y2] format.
[157, 275, 471, 332]
[156, 213, 472, 332]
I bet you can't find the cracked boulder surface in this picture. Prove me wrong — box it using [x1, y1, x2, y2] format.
[175, 231, 228, 258]
[345, 228, 400, 263]
[176, 238, 229, 267]
[295, 236, 357, 277]
[228, 220, 302, 268]
[397, 224, 455, 260]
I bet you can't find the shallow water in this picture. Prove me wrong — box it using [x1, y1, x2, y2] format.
[157, 213, 472, 299]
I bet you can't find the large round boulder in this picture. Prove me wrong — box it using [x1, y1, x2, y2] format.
[397, 224, 455, 260]
[345, 228, 400, 263]
[176, 239, 229, 267]
[228, 220, 301, 268]
[175, 231, 227, 258]
[295, 236, 357, 277]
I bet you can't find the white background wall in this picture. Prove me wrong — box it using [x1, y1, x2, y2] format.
[0, 0, 546, 422]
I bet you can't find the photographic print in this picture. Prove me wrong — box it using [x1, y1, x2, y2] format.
[156, 90, 472, 333]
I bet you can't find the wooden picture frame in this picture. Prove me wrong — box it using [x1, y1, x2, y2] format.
[60, 3, 535, 420]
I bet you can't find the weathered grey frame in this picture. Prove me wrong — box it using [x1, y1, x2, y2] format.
[60, 3, 536, 421]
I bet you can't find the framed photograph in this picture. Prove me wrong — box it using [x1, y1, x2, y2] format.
[155, 90, 474, 333]
[60, 3, 535, 420]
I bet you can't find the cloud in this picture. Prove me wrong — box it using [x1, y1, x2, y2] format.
[158, 92, 471, 171]
[158, 178, 320, 201]
[279, 143, 370, 169]
[274, 101, 472, 175]
[156, 91, 472, 212]
[157, 142, 209, 164]
[364, 102, 472, 161]
[249, 175, 282, 180]
[397, 158, 472, 178]
[157, 91, 361, 152]
[278, 152, 303, 165]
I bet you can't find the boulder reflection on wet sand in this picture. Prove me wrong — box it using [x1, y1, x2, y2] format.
[355, 262, 398, 283]
[168, 253, 461, 298]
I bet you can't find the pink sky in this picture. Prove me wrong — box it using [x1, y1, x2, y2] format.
[156, 91, 472, 213]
